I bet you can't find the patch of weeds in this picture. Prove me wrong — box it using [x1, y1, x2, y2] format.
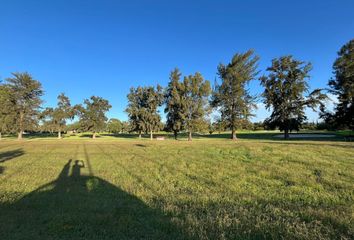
[313, 169, 323, 183]
[284, 180, 296, 187]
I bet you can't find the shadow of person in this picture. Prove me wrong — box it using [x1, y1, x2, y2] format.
[0, 159, 190, 240]
[0, 149, 24, 163]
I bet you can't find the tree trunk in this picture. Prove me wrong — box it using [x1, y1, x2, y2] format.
[231, 127, 237, 140]
[18, 111, 24, 140]
[92, 132, 96, 139]
[150, 130, 153, 140]
[138, 131, 142, 139]
[174, 131, 178, 140]
[18, 131, 23, 140]
[0, 132, 2, 140]
[284, 128, 289, 140]
[188, 131, 192, 141]
[58, 129, 62, 139]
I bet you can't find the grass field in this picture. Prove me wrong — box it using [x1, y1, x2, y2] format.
[0, 135, 353, 239]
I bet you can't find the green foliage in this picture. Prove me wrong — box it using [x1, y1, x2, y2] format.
[78, 96, 112, 138]
[41, 93, 76, 138]
[4, 72, 43, 139]
[322, 39, 354, 130]
[164, 68, 185, 139]
[106, 118, 122, 134]
[126, 85, 164, 139]
[260, 56, 327, 139]
[0, 84, 16, 137]
[182, 72, 211, 140]
[165, 69, 211, 140]
[212, 50, 259, 140]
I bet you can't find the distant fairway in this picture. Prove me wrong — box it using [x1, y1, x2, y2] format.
[0, 137, 353, 239]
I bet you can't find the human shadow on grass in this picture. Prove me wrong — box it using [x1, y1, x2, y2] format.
[0, 159, 190, 240]
[0, 149, 24, 163]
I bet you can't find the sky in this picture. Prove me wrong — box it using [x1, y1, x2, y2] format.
[1, 0, 353, 122]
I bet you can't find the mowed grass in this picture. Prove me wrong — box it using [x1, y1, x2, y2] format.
[0, 139, 353, 239]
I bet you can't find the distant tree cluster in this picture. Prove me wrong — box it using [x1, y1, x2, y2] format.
[1, 39, 353, 140]
[0, 73, 111, 139]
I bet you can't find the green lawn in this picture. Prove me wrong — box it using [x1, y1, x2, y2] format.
[0, 137, 353, 239]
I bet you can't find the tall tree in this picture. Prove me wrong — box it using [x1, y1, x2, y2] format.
[5, 72, 43, 140]
[126, 85, 163, 140]
[144, 85, 164, 140]
[42, 93, 76, 139]
[126, 87, 145, 138]
[0, 84, 16, 140]
[78, 96, 111, 139]
[323, 39, 354, 130]
[182, 72, 211, 141]
[164, 68, 185, 139]
[260, 56, 327, 139]
[211, 50, 259, 140]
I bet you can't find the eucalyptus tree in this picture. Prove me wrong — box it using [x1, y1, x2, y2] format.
[182, 72, 211, 141]
[4, 72, 43, 140]
[164, 68, 185, 139]
[42, 93, 76, 139]
[260, 56, 327, 139]
[211, 50, 259, 140]
[322, 39, 354, 130]
[78, 96, 111, 139]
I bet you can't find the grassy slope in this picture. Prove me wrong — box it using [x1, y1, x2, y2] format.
[0, 138, 353, 239]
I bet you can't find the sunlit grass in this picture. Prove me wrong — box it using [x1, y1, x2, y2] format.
[0, 138, 353, 239]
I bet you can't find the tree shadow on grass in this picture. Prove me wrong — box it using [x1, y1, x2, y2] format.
[0, 149, 24, 163]
[0, 159, 190, 240]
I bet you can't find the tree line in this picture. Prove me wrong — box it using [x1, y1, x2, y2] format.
[0, 39, 353, 140]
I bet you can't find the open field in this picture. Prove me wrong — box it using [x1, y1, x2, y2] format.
[0, 137, 353, 239]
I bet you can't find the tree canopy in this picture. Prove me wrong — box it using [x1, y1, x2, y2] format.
[211, 50, 259, 140]
[126, 85, 164, 139]
[260, 56, 327, 139]
[107, 118, 123, 134]
[322, 39, 354, 130]
[0, 84, 16, 139]
[4, 72, 43, 139]
[78, 96, 112, 138]
[164, 68, 185, 139]
[42, 93, 76, 139]
[182, 72, 211, 141]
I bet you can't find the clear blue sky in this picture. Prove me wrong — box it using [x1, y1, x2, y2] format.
[1, 0, 353, 122]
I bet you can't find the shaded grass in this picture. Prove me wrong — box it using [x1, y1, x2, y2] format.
[0, 139, 353, 239]
[2, 130, 353, 142]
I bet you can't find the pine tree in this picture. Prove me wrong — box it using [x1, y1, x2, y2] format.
[260, 56, 327, 139]
[0, 84, 16, 139]
[323, 39, 354, 130]
[182, 72, 211, 141]
[164, 68, 185, 139]
[211, 50, 259, 140]
[4, 72, 43, 140]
